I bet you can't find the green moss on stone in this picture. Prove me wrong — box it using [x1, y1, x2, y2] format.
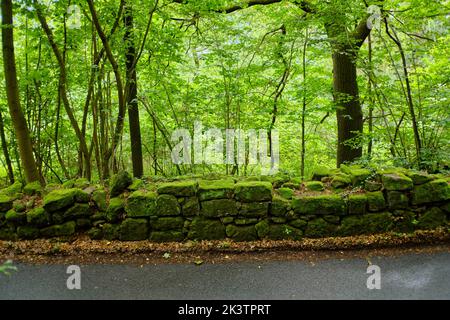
[416, 207, 447, 230]
[87, 227, 103, 240]
[292, 195, 346, 215]
[128, 179, 144, 191]
[41, 221, 76, 237]
[120, 218, 148, 241]
[366, 191, 386, 212]
[26, 207, 50, 227]
[235, 181, 272, 202]
[156, 194, 181, 216]
[201, 199, 237, 218]
[0, 227, 17, 240]
[64, 203, 91, 220]
[270, 217, 286, 224]
[330, 174, 352, 189]
[226, 224, 258, 241]
[187, 217, 225, 240]
[150, 231, 185, 242]
[5, 210, 26, 225]
[43, 188, 87, 212]
[221, 216, 234, 224]
[235, 218, 258, 225]
[338, 212, 393, 236]
[406, 171, 433, 185]
[1, 181, 22, 196]
[277, 188, 294, 200]
[92, 190, 107, 211]
[0, 194, 13, 212]
[364, 180, 382, 192]
[381, 173, 413, 191]
[106, 197, 125, 222]
[267, 224, 302, 240]
[152, 217, 184, 231]
[412, 179, 450, 205]
[289, 218, 308, 229]
[198, 179, 234, 201]
[386, 191, 409, 210]
[255, 220, 269, 238]
[271, 195, 290, 217]
[311, 167, 331, 181]
[305, 218, 337, 238]
[304, 181, 325, 191]
[157, 180, 198, 197]
[126, 190, 157, 218]
[13, 200, 26, 213]
[110, 171, 132, 197]
[340, 165, 372, 185]
[239, 201, 269, 218]
[102, 223, 120, 240]
[392, 210, 416, 233]
[181, 197, 200, 216]
[347, 194, 367, 215]
[17, 226, 40, 239]
[23, 181, 42, 196]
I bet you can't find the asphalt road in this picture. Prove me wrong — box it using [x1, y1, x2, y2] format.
[1, 252, 449, 300]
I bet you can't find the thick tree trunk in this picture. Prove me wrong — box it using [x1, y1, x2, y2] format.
[124, 2, 144, 177]
[1, 0, 40, 183]
[332, 47, 363, 166]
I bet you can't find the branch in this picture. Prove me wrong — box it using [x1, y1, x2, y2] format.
[172, 0, 314, 14]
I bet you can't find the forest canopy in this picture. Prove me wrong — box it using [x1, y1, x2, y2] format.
[0, 0, 449, 185]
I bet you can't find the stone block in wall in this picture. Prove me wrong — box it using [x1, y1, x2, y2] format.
[156, 194, 181, 216]
[63, 203, 92, 221]
[5, 210, 26, 226]
[149, 231, 184, 242]
[201, 199, 237, 218]
[235, 217, 259, 225]
[152, 217, 184, 231]
[305, 218, 338, 238]
[119, 218, 148, 241]
[381, 173, 413, 191]
[0, 194, 14, 212]
[106, 197, 125, 223]
[412, 179, 450, 205]
[387, 191, 409, 210]
[235, 181, 272, 202]
[187, 217, 225, 240]
[126, 190, 157, 217]
[40, 221, 76, 237]
[347, 194, 367, 215]
[271, 195, 290, 217]
[26, 207, 50, 227]
[289, 218, 308, 229]
[337, 212, 393, 236]
[103, 223, 120, 240]
[157, 180, 198, 197]
[277, 187, 294, 200]
[330, 174, 352, 189]
[405, 171, 433, 185]
[226, 224, 258, 241]
[110, 171, 132, 197]
[43, 188, 88, 212]
[17, 226, 40, 239]
[416, 207, 447, 230]
[392, 210, 416, 233]
[304, 181, 325, 191]
[239, 202, 269, 218]
[181, 197, 200, 216]
[366, 191, 386, 212]
[292, 195, 346, 215]
[266, 224, 303, 240]
[23, 181, 42, 196]
[340, 165, 372, 185]
[92, 189, 108, 211]
[198, 179, 235, 201]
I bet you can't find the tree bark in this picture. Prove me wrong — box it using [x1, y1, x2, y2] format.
[0, 110, 14, 184]
[124, 1, 144, 177]
[1, 0, 40, 183]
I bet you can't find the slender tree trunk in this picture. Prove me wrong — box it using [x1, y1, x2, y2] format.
[367, 33, 374, 158]
[124, 1, 144, 177]
[0, 110, 14, 184]
[1, 0, 40, 183]
[300, 27, 308, 180]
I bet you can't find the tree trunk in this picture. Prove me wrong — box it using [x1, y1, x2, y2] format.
[0, 110, 14, 184]
[124, 2, 144, 177]
[332, 47, 363, 166]
[1, 0, 40, 183]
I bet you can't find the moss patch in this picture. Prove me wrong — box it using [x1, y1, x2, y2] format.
[41, 221, 76, 237]
[149, 231, 184, 242]
[292, 195, 346, 215]
[338, 213, 393, 236]
[201, 199, 237, 218]
[152, 217, 184, 231]
[198, 179, 234, 201]
[226, 224, 258, 241]
[120, 218, 148, 241]
[126, 190, 157, 218]
[110, 171, 132, 197]
[412, 179, 450, 205]
[366, 191, 386, 212]
[187, 217, 225, 240]
[416, 207, 447, 230]
[381, 173, 413, 191]
[235, 181, 272, 202]
[156, 194, 181, 216]
[305, 218, 337, 238]
[157, 180, 198, 197]
[239, 202, 269, 218]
